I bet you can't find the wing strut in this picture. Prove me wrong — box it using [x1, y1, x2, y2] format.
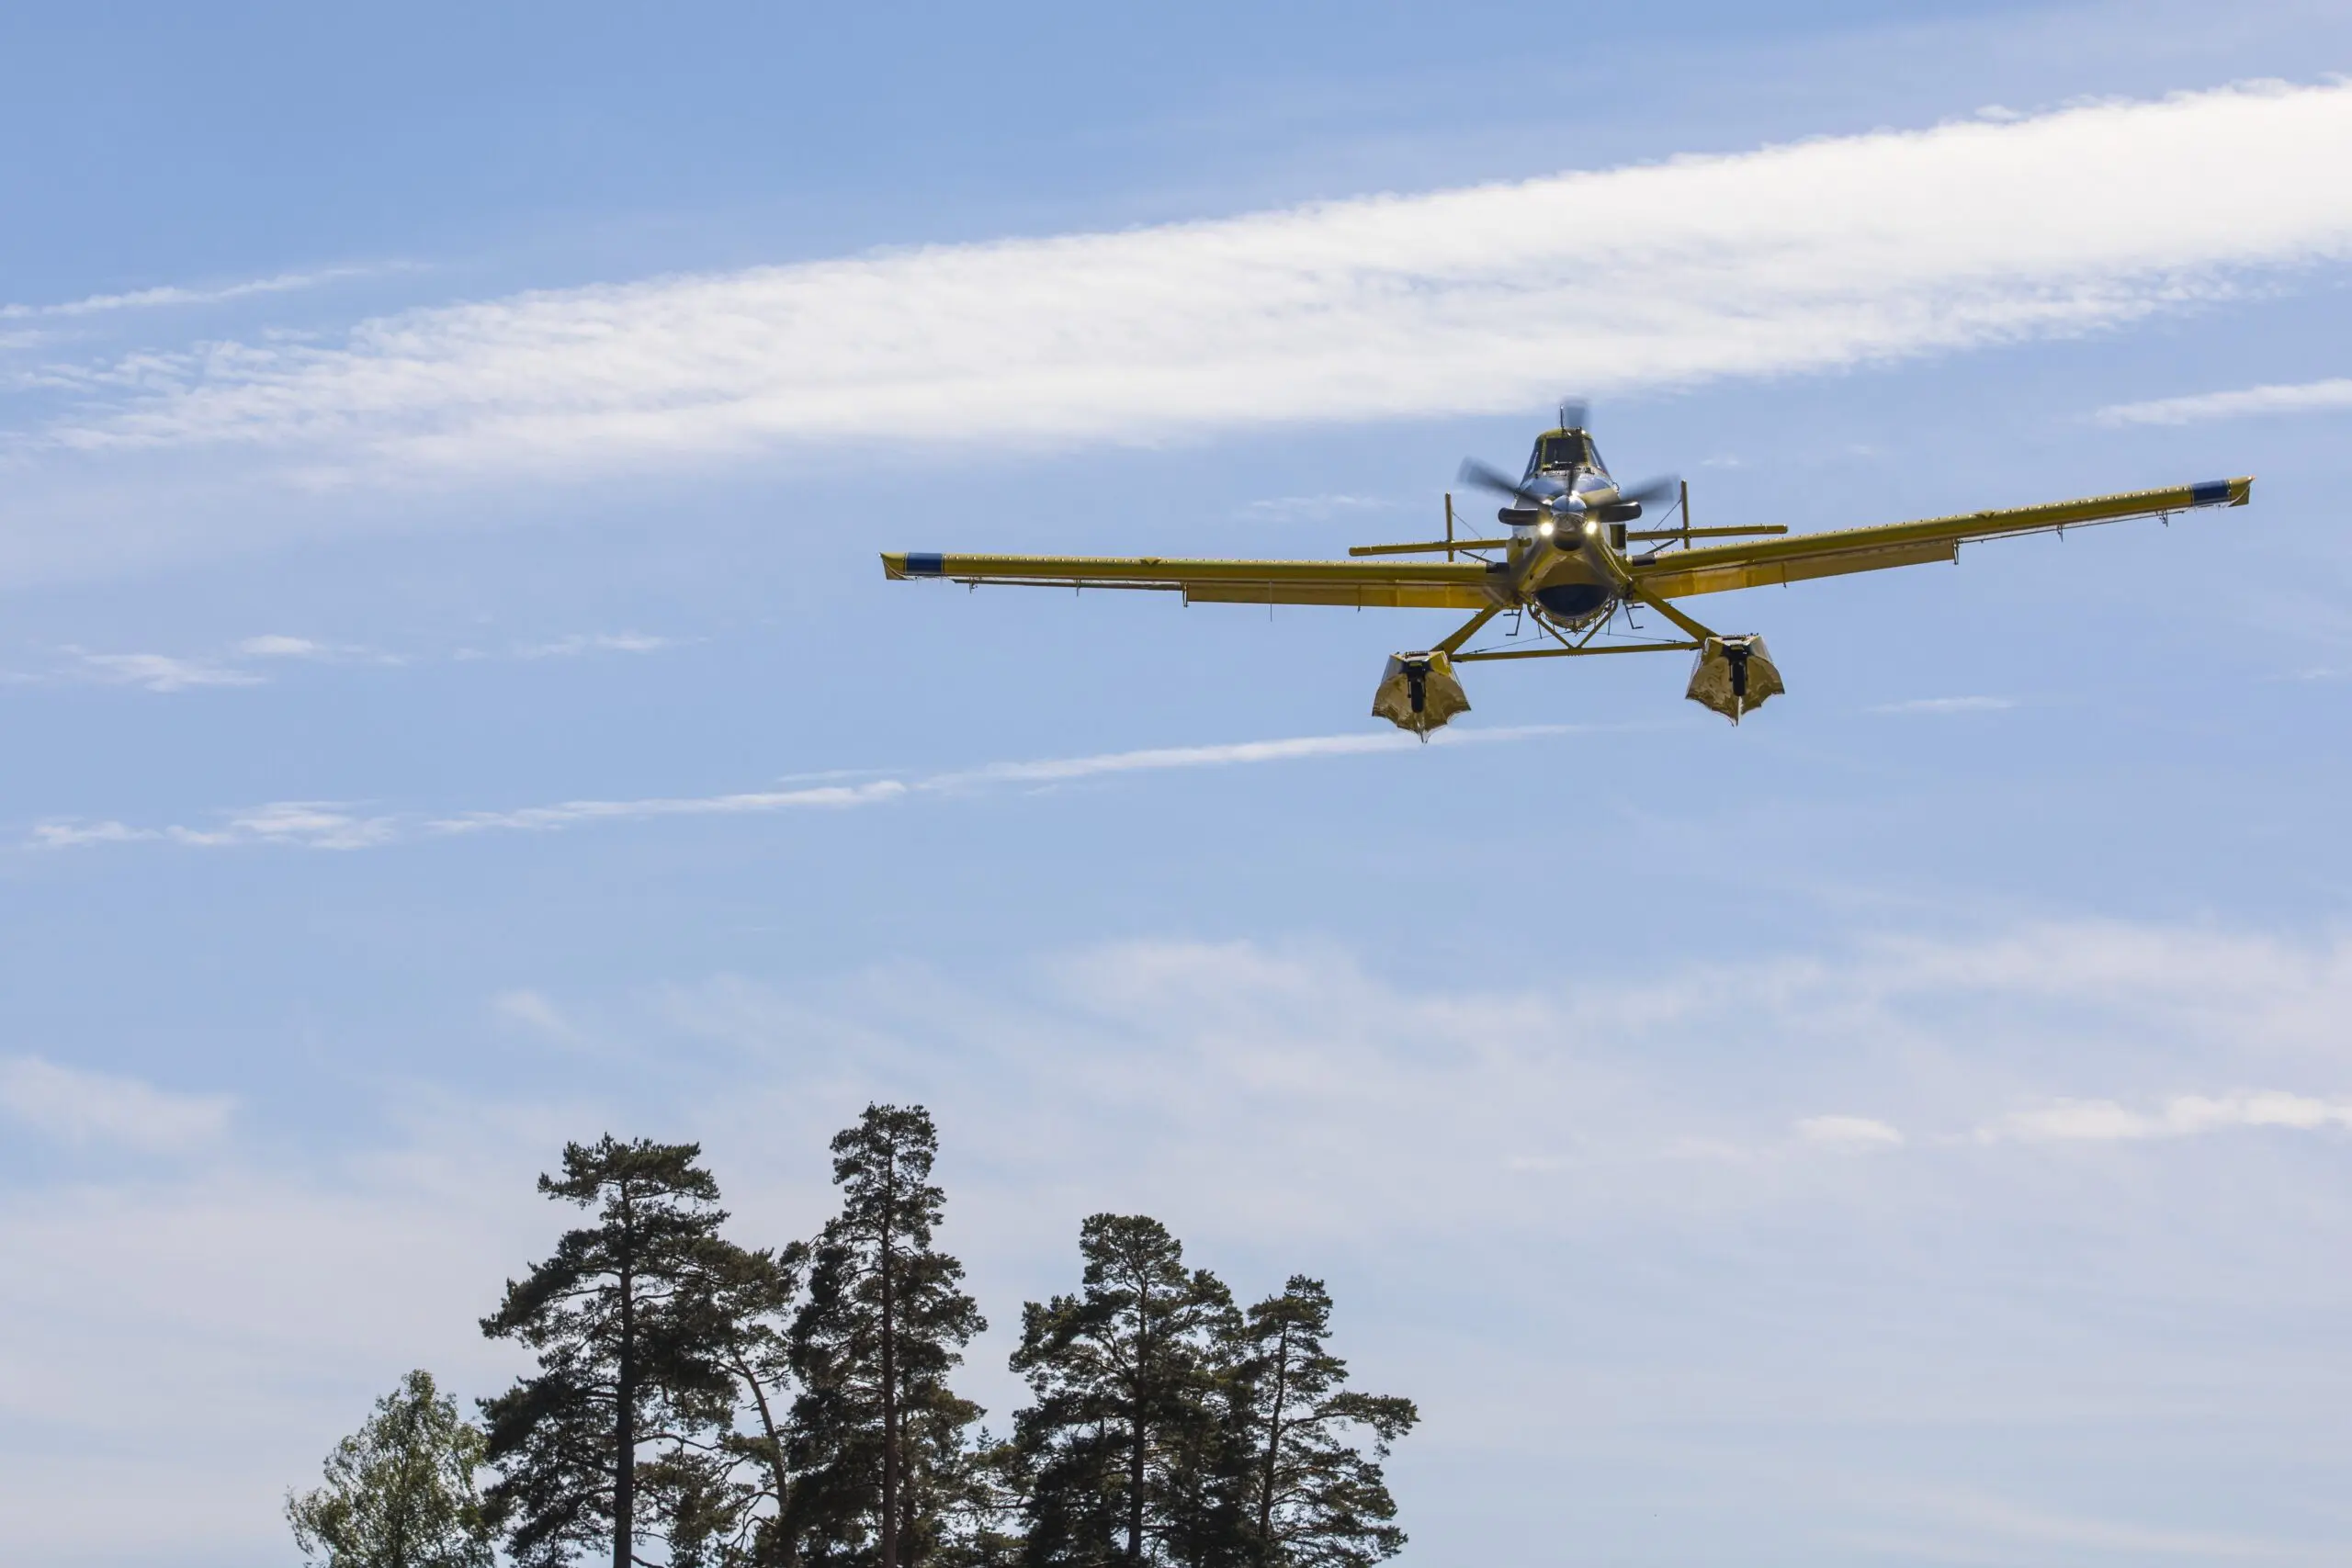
[1624, 583, 1720, 644]
[1432, 606, 1501, 655]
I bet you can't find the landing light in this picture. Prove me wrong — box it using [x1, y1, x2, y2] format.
[1583, 519, 1599, 536]
[1536, 520, 1555, 536]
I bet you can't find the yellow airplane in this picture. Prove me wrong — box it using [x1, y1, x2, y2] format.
[883, 407, 2252, 731]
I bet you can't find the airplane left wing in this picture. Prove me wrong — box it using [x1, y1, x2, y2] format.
[1630, 478, 2252, 600]
[881, 551, 1503, 611]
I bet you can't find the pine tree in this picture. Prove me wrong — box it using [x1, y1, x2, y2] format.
[1229, 1280, 1415, 1568]
[785, 1104, 987, 1567]
[693, 1240, 808, 1566]
[287, 1369, 493, 1568]
[1009, 1214, 1242, 1568]
[481, 1135, 740, 1568]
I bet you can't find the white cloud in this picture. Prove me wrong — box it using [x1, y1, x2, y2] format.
[189, 802, 400, 850]
[1870, 695, 2016, 715]
[2095, 375, 2352, 426]
[513, 631, 674, 659]
[651, 919, 2352, 1251]
[0, 1056, 233, 1151]
[926, 723, 1571, 790]
[1795, 1114, 1905, 1149]
[427, 778, 910, 835]
[26, 723, 1578, 851]
[234, 633, 325, 658]
[0, 1130, 552, 1562]
[491, 988, 578, 1043]
[32, 631, 676, 691]
[70, 650, 265, 693]
[1989, 1091, 2352, 1143]
[28, 802, 406, 852]
[0, 267, 370, 321]
[27, 819, 157, 849]
[11, 919, 2352, 1563]
[25, 82, 2352, 476]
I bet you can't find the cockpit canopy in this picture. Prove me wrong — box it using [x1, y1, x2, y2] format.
[1527, 428, 1606, 478]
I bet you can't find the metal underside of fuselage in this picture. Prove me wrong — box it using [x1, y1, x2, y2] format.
[1532, 581, 1613, 622]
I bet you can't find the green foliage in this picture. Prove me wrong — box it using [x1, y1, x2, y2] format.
[286, 1369, 492, 1568]
[1009, 1214, 1242, 1568]
[786, 1104, 988, 1568]
[695, 1239, 808, 1566]
[350, 1119, 1414, 1568]
[480, 1135, 740, 1568]
[1231, 1280, 1416, 1568]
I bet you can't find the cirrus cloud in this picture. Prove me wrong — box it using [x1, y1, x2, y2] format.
[1987, 1090, 2352, 1143]
[2095, 375, 2352, 427]
[19, 81, 2352, 479]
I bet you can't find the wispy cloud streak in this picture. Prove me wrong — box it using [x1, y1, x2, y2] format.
[26, 628, 679, 691]
[1985, 1090, 2352, 1143]
[2094, 375, 2352, 426]
[428, 780, 910, 835]
[24, 725, 1576, 852]
[0, 267, 370, 322]
[24, 83, 2352, 473]
[66, 650, 264, 693]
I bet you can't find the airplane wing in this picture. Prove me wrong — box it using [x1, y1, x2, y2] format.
[879, 551, 1503, 611]
[1630, 478, 2252, 600]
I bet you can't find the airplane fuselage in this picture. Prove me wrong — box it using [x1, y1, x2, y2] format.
[1502, 462, 1633, 626]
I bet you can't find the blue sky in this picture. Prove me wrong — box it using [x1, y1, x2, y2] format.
[4, 3, 2352, 1564]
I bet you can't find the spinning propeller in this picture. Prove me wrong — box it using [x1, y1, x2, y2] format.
[1454, 460, 1681, 517]
[1456, 457, 1568, 510]
[1454, 402, 1678, 525]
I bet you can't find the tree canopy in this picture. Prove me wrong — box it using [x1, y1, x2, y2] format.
[1232, 1279, 1417, 1568]
[786, 1104, 988, 1568]
[1009, 1214, 1242, 1568]
[303, 1113, 1414, 1568]
[287, 1369, 492, 1568]
[479, 1135, 739, 1568]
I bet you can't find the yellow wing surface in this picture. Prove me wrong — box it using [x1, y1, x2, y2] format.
[1629, 477, 2252, 599]
[878, 551, 1505, 610]
[881, 477, 2251, 607]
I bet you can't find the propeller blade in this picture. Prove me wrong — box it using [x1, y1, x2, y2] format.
[1457, 457, 1566, 506]
[1617, 473, 1681, 507]
[1556, 397, 1590, 431]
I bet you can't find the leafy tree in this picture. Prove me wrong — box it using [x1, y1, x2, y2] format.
[481, 1135, 740, 1568]
[286, 1368, 492, 1568]
[1009, 1214, 1242, 1568]
[785, 1104, 987, 1567]
[1229, 1280, 1416, 1568]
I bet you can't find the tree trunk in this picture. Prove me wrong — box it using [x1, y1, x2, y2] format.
[737, 1355, 793, 1566]
[1127, 1259, 1148, 1566]
[615, 1186, 637, 1568]
[1254, 1322, 1292, 1566]
[614, 1343, 635, 1568]
[879, 1150, 899, 1568]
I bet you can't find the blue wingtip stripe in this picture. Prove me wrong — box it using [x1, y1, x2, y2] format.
[905, 552, 947, 576]
[2189, 479, 2233, 506]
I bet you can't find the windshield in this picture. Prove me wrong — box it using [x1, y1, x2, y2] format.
[1535, 433, 1589, 471]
